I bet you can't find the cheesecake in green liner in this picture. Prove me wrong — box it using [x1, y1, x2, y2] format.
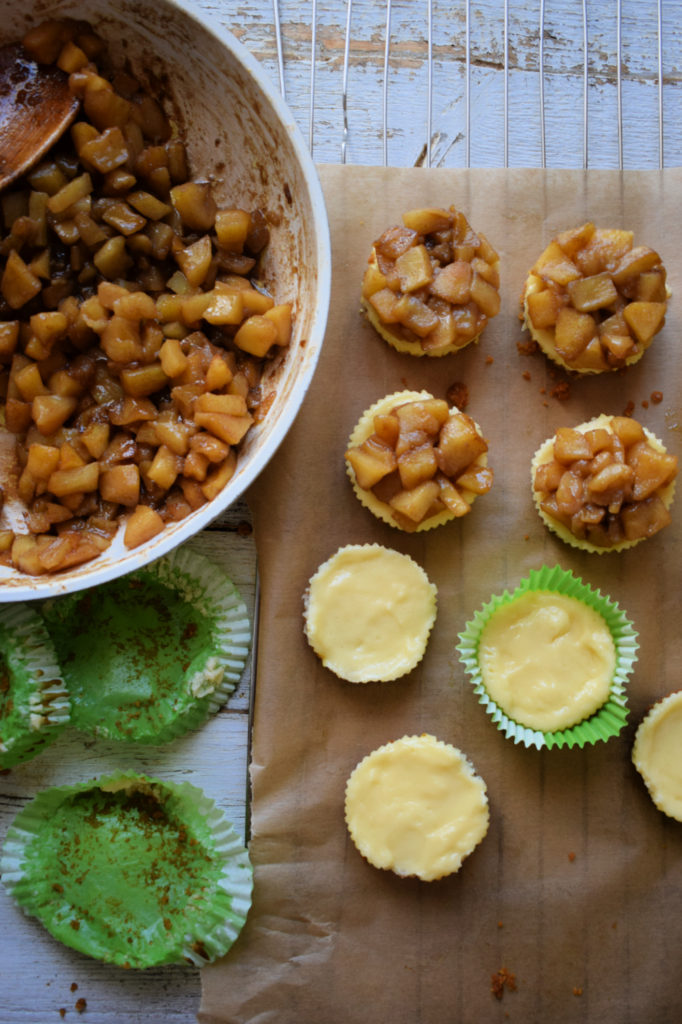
[40, 545, 250, 744]
[0, 604, 69, 770]
[0, 772, 252, 968]
[457, 565, 638, 750]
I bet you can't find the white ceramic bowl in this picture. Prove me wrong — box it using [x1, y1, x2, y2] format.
[0, 0, 331, 601]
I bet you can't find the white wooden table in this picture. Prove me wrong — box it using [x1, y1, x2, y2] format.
[1, 2, 680, 1021]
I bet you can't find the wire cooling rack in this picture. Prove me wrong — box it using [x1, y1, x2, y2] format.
[251, 0, 681, 169]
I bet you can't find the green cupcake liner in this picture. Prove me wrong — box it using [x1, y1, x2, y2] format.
[0, 604, 70, 770]
[40, 545, 251, 745]
[457, 565, 638, 750]
[0, 772, 252, 968]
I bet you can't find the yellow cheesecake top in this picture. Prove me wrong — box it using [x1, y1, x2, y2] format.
[632, 691, 682, 822]
[478, 591, 615, 731]
[304, 545, 436, 683]
[344, 734, 489, 881]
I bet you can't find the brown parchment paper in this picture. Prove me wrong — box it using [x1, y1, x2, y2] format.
[200, 167, 682, 1024]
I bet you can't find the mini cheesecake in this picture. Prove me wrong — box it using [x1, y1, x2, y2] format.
[457, 565, 637, 750]
[361, 206, 500, 356]
[633, 692, 682, 822]
[345, 390, 493, 532]
[303, 544, 437, 683]
[344, 734, 489, 880]
[476, 590, 616, 732]
[522, 222, 668, 373]
[531, 414, 677, 552]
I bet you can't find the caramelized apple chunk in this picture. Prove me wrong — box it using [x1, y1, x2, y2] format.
[0, 18, 294, 576]
[523, 223, 668, 372]
[346, 391, 492, 531]
[532, 414, 677, 550]
[361, 206, 500, 356]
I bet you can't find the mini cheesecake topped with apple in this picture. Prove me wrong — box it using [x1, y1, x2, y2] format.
[522, 222, 668, 373]
[532, 414, 678, 552]
[361, 207, 500, 357]
[345, 390, 493, 532]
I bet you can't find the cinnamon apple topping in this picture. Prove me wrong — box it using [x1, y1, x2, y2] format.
[532, 415, 678, 550]
[361, 207, 500, 356]
[346, 395, 493, 532]
[523, 223, 668, 373]
[0, 20, 292, 576]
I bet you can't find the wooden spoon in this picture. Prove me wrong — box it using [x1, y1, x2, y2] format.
[0, 43, 80, 191]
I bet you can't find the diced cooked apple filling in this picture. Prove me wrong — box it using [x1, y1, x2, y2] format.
[361, 207, 500, 355]
[345, 397, 493, 530]
[0, 19, 292, 576]
[533, 417, 678, 548]
[524, 223, 668, 372]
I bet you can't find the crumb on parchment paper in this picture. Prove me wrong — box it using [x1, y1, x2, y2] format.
[491, 966, 517, 1000]
[446, 381, 469, 410]
[517, 338, 538, 356]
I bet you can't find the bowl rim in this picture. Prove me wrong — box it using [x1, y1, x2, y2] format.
[0, 0, 332, 602]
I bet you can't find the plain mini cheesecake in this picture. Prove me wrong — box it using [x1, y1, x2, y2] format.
[361, 206, 500, 356]
[522, 222, 668, 373]
[476, 590, 616, 732]
[345, 389, 493, 532]
[303, 544, 437, 683]
[531, 414, 677, 552]
[632, 692, 682, 822]
[344, 734, 489, 881]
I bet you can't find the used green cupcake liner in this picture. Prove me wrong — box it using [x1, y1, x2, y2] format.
[457, 565, 638, 750]
[40, 545, 251, 745]
[0, 772, 252, 968]
[0, 604, 70, 770]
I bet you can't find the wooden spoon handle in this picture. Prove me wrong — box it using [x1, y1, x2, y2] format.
[0, 44, 80, 191]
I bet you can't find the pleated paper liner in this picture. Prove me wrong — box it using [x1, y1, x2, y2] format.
[0, 603, 70, 770]
[0, 772, 252, 968]
[40, 544, 251, 744]
[457, 565, 638, 750]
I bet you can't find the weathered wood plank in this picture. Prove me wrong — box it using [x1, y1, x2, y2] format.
[209, 0, 682, 168]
